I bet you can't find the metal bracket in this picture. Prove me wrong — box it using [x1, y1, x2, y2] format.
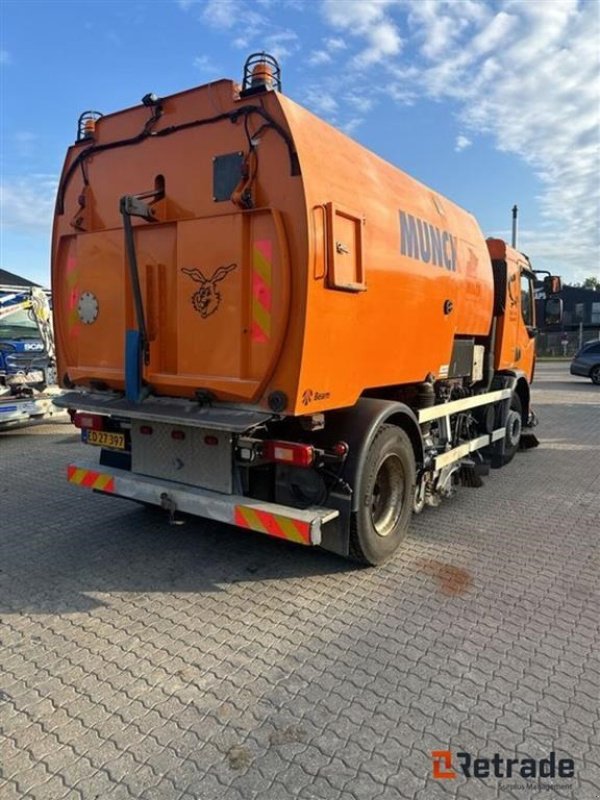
[119, 195, 157, 222]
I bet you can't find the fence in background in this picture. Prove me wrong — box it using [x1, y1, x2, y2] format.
[536, 326, 600, 357]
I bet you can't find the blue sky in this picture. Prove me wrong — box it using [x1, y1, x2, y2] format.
[1, 0, 598, 287]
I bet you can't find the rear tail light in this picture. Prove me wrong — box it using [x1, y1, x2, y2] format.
[262, 440, 315, 468]
[140, 425, 153, 435]
[73, 412, 105, 431]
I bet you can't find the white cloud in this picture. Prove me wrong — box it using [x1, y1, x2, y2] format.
[455, 135, 472, 152]
[232, 35, 250, 49]
[321, 0, 600, 280]
[193, 54, 222, 76]
[490, 228, 599, 284]
[179, 0, 299, 63]
[325, 37, 347, 51]
[201, 0, 265, 30]
[0, 175, 58, 232]
[322, 0, 402, 66]
[341, 117, 364, 135]
[303, 88, 339, 118]
[264, 29, 300, 61]
[354, 19, 402, 66]
[308, 50, 332, 66]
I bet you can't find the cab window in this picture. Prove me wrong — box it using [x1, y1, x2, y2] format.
[520, 271, 534, 326]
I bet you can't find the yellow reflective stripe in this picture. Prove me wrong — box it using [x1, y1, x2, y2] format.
[274, 515, 308, 544]
[238, 506, 268, 533]
[94, 474, 112, 491]
[69, 468, 87, 485]
[253, 248, 272, 285]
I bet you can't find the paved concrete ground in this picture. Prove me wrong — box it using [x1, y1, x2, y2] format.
[1, 363, 598, 800]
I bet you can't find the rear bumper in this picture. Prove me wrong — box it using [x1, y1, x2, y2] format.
[0, 393, 61, 427]
[67, 462, 339, 547]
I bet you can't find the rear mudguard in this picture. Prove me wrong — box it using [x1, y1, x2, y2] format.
[315, 399, 424, 557]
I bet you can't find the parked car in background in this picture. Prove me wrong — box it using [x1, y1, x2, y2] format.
[570, 341, 600, 384]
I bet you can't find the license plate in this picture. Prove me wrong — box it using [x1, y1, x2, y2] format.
[82, 429, 126, 450]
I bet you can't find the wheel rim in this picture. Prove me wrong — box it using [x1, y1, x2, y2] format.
[506, 409, 522, 447]
[592, 367, 600, 385]
[369, 454, 405, 537]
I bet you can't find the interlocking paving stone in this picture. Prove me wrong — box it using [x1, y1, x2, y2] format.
[1, 364, 598, 799]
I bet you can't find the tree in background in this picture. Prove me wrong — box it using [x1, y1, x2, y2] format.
[571, 276, 599, 290]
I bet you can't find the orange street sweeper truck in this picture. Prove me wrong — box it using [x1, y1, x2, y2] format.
[52, 54, 562, 564]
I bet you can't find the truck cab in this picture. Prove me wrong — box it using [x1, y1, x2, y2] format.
[487, 239, 537, 382]
[0, 288, 55, 395]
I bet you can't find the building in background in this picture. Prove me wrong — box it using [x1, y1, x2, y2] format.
[0, 269, 43, 289]
[536, 283, 600, 356]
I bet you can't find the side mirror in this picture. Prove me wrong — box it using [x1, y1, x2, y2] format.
[545, 296, 563, 325]
[543, 275, 562, 294]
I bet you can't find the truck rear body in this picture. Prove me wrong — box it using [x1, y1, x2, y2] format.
[53, 78, 495, 416]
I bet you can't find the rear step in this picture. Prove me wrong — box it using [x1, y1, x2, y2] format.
[67, 462, 338, 546]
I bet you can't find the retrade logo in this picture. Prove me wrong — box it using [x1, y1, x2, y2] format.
[431, 750, 575, 781]
[432, 751, 456, 779]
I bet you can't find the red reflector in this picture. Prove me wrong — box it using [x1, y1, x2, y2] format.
[332, 441, 349, 458]
[204, 435, 218, 446]
[263, 440, 314, 468]
[140, 425, 153, 435]
[73, 412, 105, 431]
[172, 430, 186, 441]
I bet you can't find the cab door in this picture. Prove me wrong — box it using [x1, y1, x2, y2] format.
[516, 265, 536, 381]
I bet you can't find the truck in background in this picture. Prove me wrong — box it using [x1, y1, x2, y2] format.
[52, 54, 561, 564]
[0, 286, 60, 428]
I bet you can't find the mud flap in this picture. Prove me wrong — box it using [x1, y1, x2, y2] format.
[519, 432, 539, 449]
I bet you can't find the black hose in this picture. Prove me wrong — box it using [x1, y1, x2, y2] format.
[56, 104, 299, 215]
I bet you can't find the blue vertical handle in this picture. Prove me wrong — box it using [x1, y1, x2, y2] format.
[125, 329, 142, 403]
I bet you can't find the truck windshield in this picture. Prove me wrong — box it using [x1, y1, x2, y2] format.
[0, 308, 41, 340]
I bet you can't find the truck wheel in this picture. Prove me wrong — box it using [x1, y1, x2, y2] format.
[591, 365, 600, 385]
[492, 393, 522, 468]
[349, 424, 415, 565]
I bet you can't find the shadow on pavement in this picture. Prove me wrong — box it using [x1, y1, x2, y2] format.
[0, 502, 354, 615]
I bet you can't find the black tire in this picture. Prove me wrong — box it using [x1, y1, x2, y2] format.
[492, 392, 522, 468]
[591, 365, 600, 385]
[349, 424, 416, 566]
[504, 392, 523, 463]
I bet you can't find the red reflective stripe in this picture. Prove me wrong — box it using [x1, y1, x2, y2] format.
[67, 465, 115, 493]
[234, 507, 250, 529]
[81, 470, 100, 488]
[252, 268, 272, 311]
[254, 508, 287, 539]
[250, 320, 268, 343]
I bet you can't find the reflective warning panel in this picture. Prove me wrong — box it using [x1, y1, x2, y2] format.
[67, 465, 115, 492]
[234, 505, 311, 545]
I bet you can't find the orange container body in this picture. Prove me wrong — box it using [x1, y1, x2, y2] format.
[52, 79, 495, 416]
